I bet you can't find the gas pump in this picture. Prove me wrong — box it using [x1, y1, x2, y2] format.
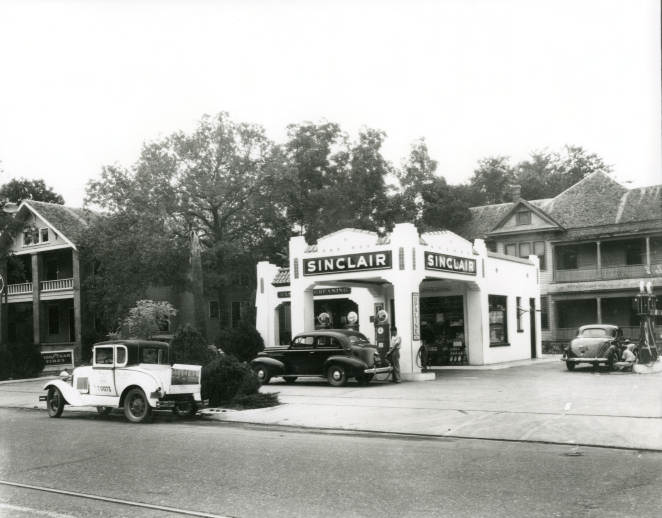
[374, 309, 390, 361]
[634, 281, 659, 364]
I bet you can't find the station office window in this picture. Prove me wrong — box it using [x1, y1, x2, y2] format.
[489, 295, 508, 346]
[209, 300, 219, 320]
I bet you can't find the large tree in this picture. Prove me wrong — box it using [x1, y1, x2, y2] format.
[279, 122, 394, 242]
[516, 145, 612, 200]
[0, 178, 65, 204]
[85, 112, 285, 336]
[469, 156, 517, 205]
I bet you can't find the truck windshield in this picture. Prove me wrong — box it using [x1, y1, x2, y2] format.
[140, 347, 169, 364]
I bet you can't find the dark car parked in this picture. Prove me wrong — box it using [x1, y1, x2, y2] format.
[250, 329, 392, 386]
[562, 324, 633, 371]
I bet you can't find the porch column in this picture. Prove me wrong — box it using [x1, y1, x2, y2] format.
[31, 253, 41, 346]
[0, 260, 6, 348]
[549, 298, 558, 342]
[646, 236, 651, 267]
[596, 297, 602, 324]
[596, 241, 601, 273]
[72, 250, 82, 353]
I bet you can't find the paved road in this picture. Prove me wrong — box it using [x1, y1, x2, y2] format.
[1, 408, 662, 517]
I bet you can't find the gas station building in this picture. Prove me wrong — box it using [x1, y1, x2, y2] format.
[256, 223, 542, 380]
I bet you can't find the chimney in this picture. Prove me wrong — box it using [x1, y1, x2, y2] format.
[511, 184, 521, 202]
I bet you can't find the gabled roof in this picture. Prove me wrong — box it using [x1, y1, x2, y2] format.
[17, 200, 93, 248]
[490, 198, 564, 234]
[454, 172, 662, 240]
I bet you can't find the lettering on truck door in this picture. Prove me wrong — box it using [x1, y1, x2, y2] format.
[91, 345, 118, 396]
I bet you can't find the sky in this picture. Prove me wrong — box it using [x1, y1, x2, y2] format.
[0, 0, 660, 207]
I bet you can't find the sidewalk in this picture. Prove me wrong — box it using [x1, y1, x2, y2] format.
[3, 360, 661, 451]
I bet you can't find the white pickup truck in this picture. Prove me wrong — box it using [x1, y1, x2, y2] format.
[40, 340, 207, 423]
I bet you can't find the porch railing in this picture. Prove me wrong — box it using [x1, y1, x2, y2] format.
[7, 282, 33, 295]
[41, 278, 74, 291]
[555, 263, 661, 283]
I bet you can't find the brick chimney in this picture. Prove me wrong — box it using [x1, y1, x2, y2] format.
[511, 184, 521, 202]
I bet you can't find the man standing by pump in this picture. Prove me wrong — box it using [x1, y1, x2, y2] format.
[388, 327, 401, 383]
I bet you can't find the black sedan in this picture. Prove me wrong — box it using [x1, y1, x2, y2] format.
[250, 329, 392, 387]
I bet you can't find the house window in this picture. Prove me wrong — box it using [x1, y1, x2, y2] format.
[518, 243, 531, 258]
[489, 295, 508, 346]
[534, 241, 546, 270]
[625, 241, 643, 265]
[157, 316, 170, 333]
[505, 244, 517, 257]
[486, 241, 497, 253]
[40, 229, 49, 242]
[231, 301, 244, 328]
[557, 247, 578, 269]
[516, 211, 531, 225]
[48, 306, 60, 335]
[209, 301, 219, 320]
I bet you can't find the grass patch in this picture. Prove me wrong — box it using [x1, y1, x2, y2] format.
[225, 392, 280, 410]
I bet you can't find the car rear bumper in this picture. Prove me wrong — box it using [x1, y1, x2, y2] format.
[562, 356, 608, 363]
[364, 366, 392, 374]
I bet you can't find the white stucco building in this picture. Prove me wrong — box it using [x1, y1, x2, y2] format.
[256, 223, 541, 380]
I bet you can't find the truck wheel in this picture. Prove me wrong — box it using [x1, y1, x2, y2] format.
[565, 361, 575, 371]
[253, 365, 271, 385]
[327, 365, 347, 387]
[46, 387, 64, 418]
[124, 388, 152, 423]
[96, 406, 112, 416]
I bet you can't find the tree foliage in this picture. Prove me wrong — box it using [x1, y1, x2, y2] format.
[516, 145, 612, 200]
[0, 178, 64, 204]
[119, 300, 177, 339]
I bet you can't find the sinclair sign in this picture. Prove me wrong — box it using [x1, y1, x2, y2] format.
[424, 251, 477, 276]
[303, 251, 392, 276]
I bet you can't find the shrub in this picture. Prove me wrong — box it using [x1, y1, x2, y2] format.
[0, 349, 13, 380]
[201, 354, 260, 406]
[8, 342, 45, 378]
[170, 325, 217, 365]
[227, 392, 280, 409]
[215, 321, 265, 362]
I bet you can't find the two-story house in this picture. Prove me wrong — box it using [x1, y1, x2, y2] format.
[1, 200, 90, 367]
[454, 172, 662, 350]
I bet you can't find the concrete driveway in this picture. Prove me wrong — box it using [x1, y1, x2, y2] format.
[3, 358, 661, 450]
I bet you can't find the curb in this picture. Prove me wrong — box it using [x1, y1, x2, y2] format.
[0, 376, 58, 386]
[203, 418, 662, 453]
